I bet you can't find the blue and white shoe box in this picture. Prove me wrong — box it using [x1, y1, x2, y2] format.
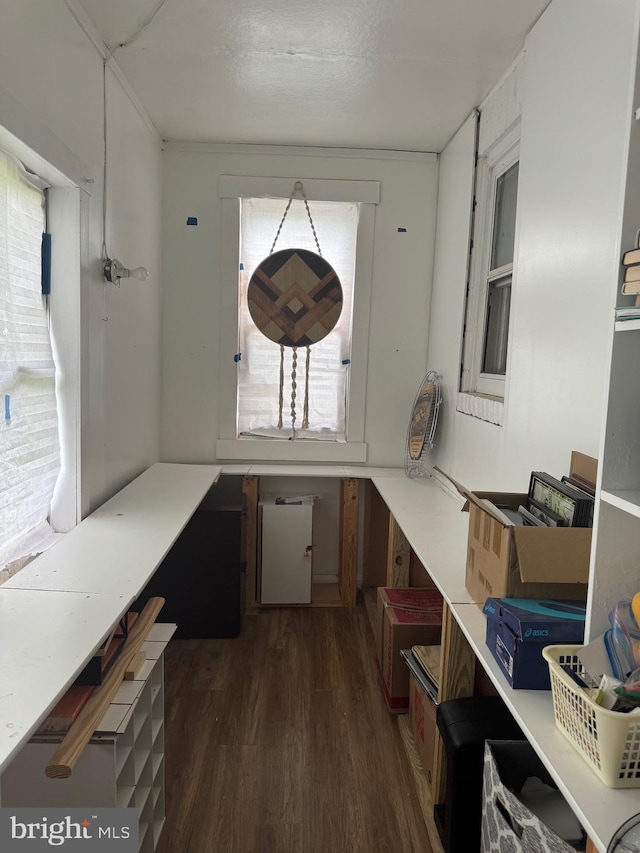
[483, 598, 586, 689]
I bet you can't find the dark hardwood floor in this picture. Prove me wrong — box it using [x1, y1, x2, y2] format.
[156, 603, 433, 853]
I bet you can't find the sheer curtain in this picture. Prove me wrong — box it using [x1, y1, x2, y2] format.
[238, 198, 358, 440]
[0, 149, 60, 571]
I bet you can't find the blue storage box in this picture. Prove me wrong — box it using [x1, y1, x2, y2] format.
[483, 597, 586, 689]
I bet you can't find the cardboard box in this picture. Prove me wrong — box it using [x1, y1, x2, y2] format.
[439, 452, 595, 608]
[481, 741, 583, 852]
[483, 597, 586, 689]
[409, 672, 437, 787]
[376, 587, 443, 713]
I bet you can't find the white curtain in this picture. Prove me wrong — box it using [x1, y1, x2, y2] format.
[238, 197, 358, 439]
[0, 149, 60, 570]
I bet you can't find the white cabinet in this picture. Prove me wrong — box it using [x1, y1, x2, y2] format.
[0, 626, 173, 853]
[259, 497, 314, 604]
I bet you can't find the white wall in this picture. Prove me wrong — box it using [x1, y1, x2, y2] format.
[160, 147, 439, 467]
[0, 0, 163, 514]
[428, 0, 637, 490]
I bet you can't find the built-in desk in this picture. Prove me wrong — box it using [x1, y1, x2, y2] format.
[0, 463, 221, 775]
[367, 472, 638, 853]
[1, 462, 635, 849]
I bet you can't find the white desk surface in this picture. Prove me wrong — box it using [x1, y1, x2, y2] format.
[371, 474, 473, 605]
[0, 588, 129, 774]
[4, 463, 221, 598]
[2, 463, 635, 846]
[367, 472, 636, 852]
[0, 463, 220, 775]
[220, 463, 407, 479]
[451, 602, 639, 852]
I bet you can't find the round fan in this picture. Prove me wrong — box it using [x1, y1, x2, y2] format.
[405, 370, 442, 479]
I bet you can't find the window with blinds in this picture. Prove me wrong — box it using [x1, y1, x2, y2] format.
[237, 198, 358, 440]
[0, 149, 60, 571]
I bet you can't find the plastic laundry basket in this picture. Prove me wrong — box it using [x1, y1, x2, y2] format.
[542, 645, 640, 788]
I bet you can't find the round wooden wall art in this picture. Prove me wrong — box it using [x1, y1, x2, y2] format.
[247, 248, 343, 347]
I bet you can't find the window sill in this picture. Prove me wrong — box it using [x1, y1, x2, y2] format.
[216, 439, 367, 463]
[456, 392, 504, 426]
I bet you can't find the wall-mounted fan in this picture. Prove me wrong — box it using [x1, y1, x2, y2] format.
[405, 370, 442, 479]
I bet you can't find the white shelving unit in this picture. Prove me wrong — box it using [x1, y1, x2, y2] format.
[0, 626, 174, 853]
[587, 51, 640, 645]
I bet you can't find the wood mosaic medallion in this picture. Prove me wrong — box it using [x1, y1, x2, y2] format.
[247, 248, 343, 347]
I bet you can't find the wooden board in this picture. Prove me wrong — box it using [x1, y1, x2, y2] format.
[431, 603, 475, 805]
[124, 650, 146, 681]
[397, 714, 445, 853]
[362, 481, 390, 587]
[242, 475, 259, 608]
[386, 514, 410, 587]
[339, 478, 359, 607]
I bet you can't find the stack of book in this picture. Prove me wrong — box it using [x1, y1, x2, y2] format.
[617, 243, 640, 320]
[522, 470, 595, 528]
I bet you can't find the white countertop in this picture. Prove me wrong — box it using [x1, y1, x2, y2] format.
[0, 588, 130, 774]
[4, 464, 221, 598]
[1, 462, 635, 847]
[369, 471, 636, 852]
[0, 463, 221, 774]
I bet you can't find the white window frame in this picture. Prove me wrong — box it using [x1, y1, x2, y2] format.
[459, 125, 520, 414]
[216, 176, 378, 463]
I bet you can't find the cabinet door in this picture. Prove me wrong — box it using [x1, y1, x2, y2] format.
[134, 511, 241, 638]
[260, 504, 313, 604]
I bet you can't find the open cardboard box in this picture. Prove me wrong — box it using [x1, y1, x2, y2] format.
[437, 452, 596, 608]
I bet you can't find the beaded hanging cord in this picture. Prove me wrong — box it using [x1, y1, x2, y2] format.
[269, 182, 321, 438]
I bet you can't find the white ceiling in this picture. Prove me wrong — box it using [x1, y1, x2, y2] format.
[75, 0, 550, 152]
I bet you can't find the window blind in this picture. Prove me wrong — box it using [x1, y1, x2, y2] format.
[0, 149, 60, 570]
[238, 198, 358, 439]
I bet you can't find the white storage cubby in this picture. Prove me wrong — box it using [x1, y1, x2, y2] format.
[587, 51, 640, 643]
[0, 626, 174, 853]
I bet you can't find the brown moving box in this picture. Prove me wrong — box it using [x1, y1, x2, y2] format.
[409, 672, 437, 788]
[376, 587, 443, 712]
[438, 452, 596, 609]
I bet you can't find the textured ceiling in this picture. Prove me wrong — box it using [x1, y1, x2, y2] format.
[75, 0, 550, 151]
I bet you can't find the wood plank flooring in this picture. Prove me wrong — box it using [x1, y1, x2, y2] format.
[157, 603, 433, 853]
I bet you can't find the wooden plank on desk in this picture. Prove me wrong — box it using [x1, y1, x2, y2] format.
[386, 514, 410, 587]
[431, 603, 475, 805]
[339, 478, 359, 607]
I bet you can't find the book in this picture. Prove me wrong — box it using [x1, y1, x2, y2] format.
[616, 306, 640, 321]
[623, 265, 640, 283]
[622, 278, 640, 295]
[622, 247, 640, 266]
[37, 685, 95, 733]
[529, 472, 594, 528]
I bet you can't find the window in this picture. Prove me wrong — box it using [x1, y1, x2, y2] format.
[460, 127, 520, 415]
[238, 197, 358, 440]
[217, 176, 379, 463]
[0, 148, 60, 572]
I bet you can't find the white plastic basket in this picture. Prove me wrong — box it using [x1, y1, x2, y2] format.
[542, 644, 640, 788]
